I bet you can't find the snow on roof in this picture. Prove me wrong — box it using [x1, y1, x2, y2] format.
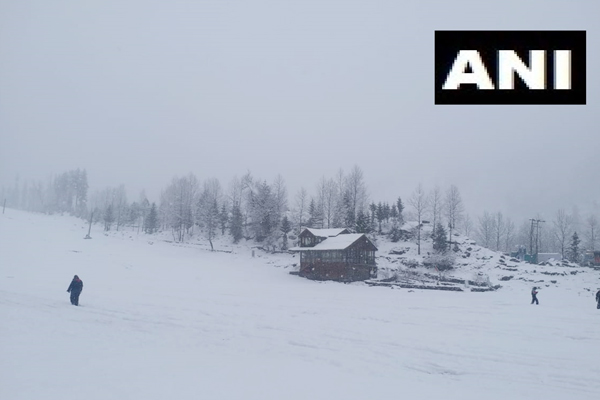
[303, 228, 348, 238]
[291, 234, 372, 251]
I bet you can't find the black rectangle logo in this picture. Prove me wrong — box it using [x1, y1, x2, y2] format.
[435, 30, 586, 105]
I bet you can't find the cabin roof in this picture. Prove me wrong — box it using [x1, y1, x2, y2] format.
[302, 228, 348, 238]
[291, 234, 376, 251]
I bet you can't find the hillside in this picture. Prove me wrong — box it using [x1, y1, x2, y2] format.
[371, 223, 598, 295]
[1, 209, 600, 400]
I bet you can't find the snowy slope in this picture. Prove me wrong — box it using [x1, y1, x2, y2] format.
[373, 223, 599, 295]
[1, 209, 600, 400]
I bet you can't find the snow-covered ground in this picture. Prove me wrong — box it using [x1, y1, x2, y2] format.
[1, 209, 599, 400]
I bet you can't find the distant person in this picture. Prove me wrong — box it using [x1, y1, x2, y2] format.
[596, 289, 600, 309]
[67, 275, 83, 306]
[531, 287, 539, 305]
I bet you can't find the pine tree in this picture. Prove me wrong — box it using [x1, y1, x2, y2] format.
[219, 204, 228, 235]
[343, 191, 355, 228]
[280, 216, 292, 250]
[433, 223, 448, 253]
[383, 203, 390, 223]
[144, 203, 158, 234]
[307, 198, 317, 228]
[569, 231, 581, 263]
[396, 197, 404, 225]
[307, 198, 323, 229]
[376, 202, 385, 233]
[390, 224, 401, 242]
[229, 202, 244, 243]
[355, 209, 370, 233]
[260, 212, 272, 242]
[369, 203, 377, 227]
[390, 204, 398, 220]
[248, 180, 277, 241]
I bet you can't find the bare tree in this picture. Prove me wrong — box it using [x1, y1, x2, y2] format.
[408, 183, 429, 255]
[429, 185, 444, 237]
[344, 165, 369, 227]
[462, 214, 473, 237]
[585, 214, 599, 251]
[294, 187, 308, 235]
[504, 217, 515, 253]
[113, 184, 128, 232]
[445, 185, 464, 246]
[161, 174, 199, 242]
[494, 212, 506, 251]
[477, 211, 495, 249]
[319, 177, 338, 229]
[516, 220, 531, 250]
[228, 176, 243, 210]
[553, 209, 573, 259]
[272, 175, 288, 227]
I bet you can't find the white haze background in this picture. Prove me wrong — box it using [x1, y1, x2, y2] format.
[1, 0, 599, 221]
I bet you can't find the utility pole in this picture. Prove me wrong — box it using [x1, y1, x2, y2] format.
[2, 199, 5, 214]
[529, 218, 536, 257]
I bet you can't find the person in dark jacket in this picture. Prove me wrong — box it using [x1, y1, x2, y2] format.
[67, 275, 83, 306]
[531, 287, 539, 305]
[596, 289, 600, 309]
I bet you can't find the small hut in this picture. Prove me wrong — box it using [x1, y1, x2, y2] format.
[291, 229, 377, 282]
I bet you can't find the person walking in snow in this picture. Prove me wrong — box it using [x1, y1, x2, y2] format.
[596, 289, 600, 309]
[531, 287, 539, 305]
[67, 275, 83, 306]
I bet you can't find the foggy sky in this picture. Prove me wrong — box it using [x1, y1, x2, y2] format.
[1, 0, 598, 223]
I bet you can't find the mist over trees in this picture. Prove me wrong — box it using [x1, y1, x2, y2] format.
[1, 169, 89, 217]
[2, 166, 598, 261]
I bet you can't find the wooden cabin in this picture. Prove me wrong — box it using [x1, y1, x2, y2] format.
[291, 229, 377, 282]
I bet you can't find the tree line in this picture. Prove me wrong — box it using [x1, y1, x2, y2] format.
[2, 166, 598, 261]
